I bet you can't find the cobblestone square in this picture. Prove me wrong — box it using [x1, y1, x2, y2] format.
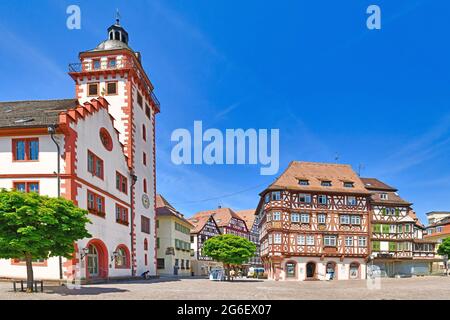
[0, 276, 449, 300]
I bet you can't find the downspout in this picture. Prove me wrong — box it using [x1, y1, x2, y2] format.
[48, 125, 63, 281]
[130, 171, 138, 277]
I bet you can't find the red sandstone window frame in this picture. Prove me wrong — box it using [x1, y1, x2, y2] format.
[13, 181, 40, 194]
[114, 244, 131, 269]
[11, 258, 47, 267]
[87, 83, 99, 97]
[143, 178, 147, 194]
[92, 59, 101, 70]
[115, 171, 128, 195]
[87, 190, 106, 218]
[107, 57, 117, 69]
[115, 204, 129, 226]
[12, 138, 39, 162]
[87, 150, 104, 180]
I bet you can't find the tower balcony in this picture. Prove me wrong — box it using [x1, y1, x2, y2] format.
[68, 59, 160, 111]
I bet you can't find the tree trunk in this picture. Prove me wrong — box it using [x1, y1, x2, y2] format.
[25, 254, 34, 293]
[224, 263, 230, 281]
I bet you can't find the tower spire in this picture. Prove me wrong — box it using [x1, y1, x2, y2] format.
[115, 9, 121, 26]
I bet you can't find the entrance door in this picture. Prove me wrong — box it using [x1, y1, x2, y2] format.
[306, 262, 315, 278]
[349, 263, 359, 279]
[87, 245, 99, 277]
[326, 262, 336, 280]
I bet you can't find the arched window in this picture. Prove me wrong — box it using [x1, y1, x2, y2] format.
[142, 124, 147, 141]
[143, 179, 147, 194]
[115, 245, 130, 269]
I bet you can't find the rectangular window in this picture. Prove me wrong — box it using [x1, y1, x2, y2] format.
[141, 216, 151, 234]
[398, 224, 403, 233]
[116, 172, 128, 194]
[347, 196, 357, 206]
[92, 59, 101, 70]
[306, 235, 314, 246]
[318, 195, 328, 205]
[300, 213, 309, 223]
[12, 138, 39, 161]
[106, 82, 118, 95]
[115, 204, 129, 225]
[344, 182, 354, 188]
[88, 83, 99, 96]
[145, 104, 151, 119]
[157, 258, 165, 269]
[372, 241, 380, 251]
[345, 236, 353, 247]
[273, 233, 282, 244]
[299, 194, 311, 203]
[380, 193, 388, 200]
[389, 242, 396, 252]
[291, 213, 300, 223]
[137, 92, 143, 107]
[271, 191, 281, 201]
[321, 181, 332, 187]
[264, 194, 270, 203]
[358, 237, 367, 247]
[298, 179, 309, 186]
[405, 224, 411, 232]
[297, 235, 305, 245]
[87, 150, 104, 179]
[389, 225, 397, 234]
[350, 215, 361, 225]
[324, 235, 336, 247]
[272, 212, 281, 221]
[13, 181, 39, 194]
[317, 213, 326, 224]
[87, 190, 105, 217]
[340, 215, 350, 225]
[108, 58, 117, 69]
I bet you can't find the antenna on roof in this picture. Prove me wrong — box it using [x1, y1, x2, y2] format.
[334, 153, 339, 163]
[358, 163, 365, 177]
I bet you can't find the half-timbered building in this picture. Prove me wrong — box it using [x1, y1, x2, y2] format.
[192, 207, 249, 239]
[362, 178, 437, 276]
[236, 209, 263, 268]
[256, 161, 371, 281]
[188, 215, 222, 276]
[0, 19, 159, 282]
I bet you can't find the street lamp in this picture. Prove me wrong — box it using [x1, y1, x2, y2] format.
[80, 247, 90, 260]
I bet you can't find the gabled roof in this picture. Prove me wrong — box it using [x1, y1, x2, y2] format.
[361, 177, 411, 206]
[235, 209, 256, 230]
[155, 194, 194, 228]
[0, 99, 78, 129]
[361, 178, 397, 192]
[408, 209, 425, 229]
[264, 161, 369, 194]
[191, 207, 247, 229]
[188, 215, 220, 234]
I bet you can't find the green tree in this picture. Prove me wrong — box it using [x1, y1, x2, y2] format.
[438, 237, 450, 274]
[0, 190, 91, 292]
[202, 234, 256, 281]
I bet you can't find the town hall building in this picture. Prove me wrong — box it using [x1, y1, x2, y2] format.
[0, 19, 159, 282]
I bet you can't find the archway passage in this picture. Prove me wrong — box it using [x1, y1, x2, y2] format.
[306, 262, 316, 279]
[85, 239, 109, 279]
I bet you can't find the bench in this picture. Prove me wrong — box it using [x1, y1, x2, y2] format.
[12, 280, 44, 293]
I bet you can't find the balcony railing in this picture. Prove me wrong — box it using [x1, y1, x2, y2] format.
[68, 59, 160, 110]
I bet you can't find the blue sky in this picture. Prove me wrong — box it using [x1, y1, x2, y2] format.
[1, 0, 449, 223]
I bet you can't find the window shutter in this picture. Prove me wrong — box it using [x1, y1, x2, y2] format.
[372, 241, 380, 251]
[381, 208, 386, 215]
[382, 225, 390, 234]
[395, 208, 399, 216]
[389, 242, 396, 252]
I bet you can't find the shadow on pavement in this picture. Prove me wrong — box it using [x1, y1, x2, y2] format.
[44, 286, 129, 296]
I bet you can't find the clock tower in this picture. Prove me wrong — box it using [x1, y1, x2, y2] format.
[69, 18, 159, 276]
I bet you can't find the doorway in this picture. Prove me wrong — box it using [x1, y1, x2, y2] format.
[306, 262, 316, 279]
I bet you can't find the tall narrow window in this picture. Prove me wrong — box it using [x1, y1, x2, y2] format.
[143, 152, 147, 166]
[145, 104, 151, 118]
[87, 150, 104, 179]
[143, 178, 147, 194]
[142, 124, 147, 141]
[141, 216, 150, 234]
[116, 172, 128, 194]
[137, 92, 143, 108]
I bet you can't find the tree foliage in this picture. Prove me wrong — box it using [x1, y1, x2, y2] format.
[202, 234, 256, 266]
[0, 190, 91, 291]
[437, 237, 450, 258]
